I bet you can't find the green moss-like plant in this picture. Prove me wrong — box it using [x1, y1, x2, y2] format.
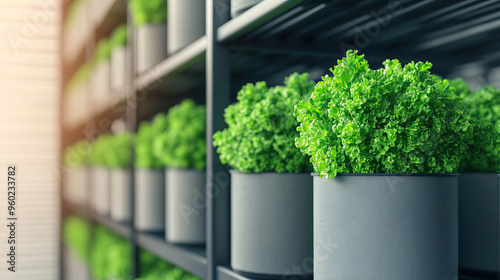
[137, 250, 201, 280]
[154, 99, 206, 170]
[110, 25, 128, 51]
[107, 133, 135, 169]
[89, 134, 113, 167]
[136, 114, 168, 169]
[93, 38, 112, 67]
[90, 227, 131, 280]
[65, 62, 91, 95]
[64, 140, 91, 168]
[213, 73, 315, 173]
[129, 0, 167, 26]
[63, 216, 91, 262]
[295, 50, 479, 178]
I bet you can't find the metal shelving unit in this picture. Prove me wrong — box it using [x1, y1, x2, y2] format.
[60, 0, 500, 280]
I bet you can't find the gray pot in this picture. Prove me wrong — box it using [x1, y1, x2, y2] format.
[64, 166, 88, 206]
[110, 168, 132, 222]
[110, 45, 128, 93]
[136, 24, 167, 73]
[231, 0, 263, 18]
[167, 0, 206, 54]
[313, 174, 458, 280]
[459, 172, 500, 275]
[135, 168, 165, 231]
[231, 171, 313, 277]
[165, 168, 206, 244]
[90, 167, 110, 216]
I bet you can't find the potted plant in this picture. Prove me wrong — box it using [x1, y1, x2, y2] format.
[452, 79, 500, 276]
[153, 99, 206, 244]
[107, 133, 134, 222]
[167, 0, 205, 54]
[63, 217, 91, 280]
[231, 0, 263, 18]
[89, 135, 112, 216]
[109, 25, 129, 94]
[64, 63, 91, 126]
[91, 38, 111, 105]
[63, 140, 91, 206]
[213, 73, 314, 278]
[294, 50, 480, 279]
[129, 0, 168, 73]
[135, 114, 168, 231]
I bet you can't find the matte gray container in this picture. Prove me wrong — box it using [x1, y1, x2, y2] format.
[110, 168, 132, 222]
[136, 24, 167, 73]
[231, 0, 263, 18]
[135, 168, 165, 231]
[459, 172, 500, 275]
[168, 0, 205, 54]
[165, 168, 206, 244]
[231, 171, 313, 277]
[313, 174, 458, 280]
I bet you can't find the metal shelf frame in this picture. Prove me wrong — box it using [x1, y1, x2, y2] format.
[60, 0, 500, 280]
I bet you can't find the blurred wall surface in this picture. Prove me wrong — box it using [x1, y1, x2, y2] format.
[0, 0, 60, 279]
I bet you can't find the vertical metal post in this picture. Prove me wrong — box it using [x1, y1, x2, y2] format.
[206, 1, 231, 280]
[127, 6, 140, 280]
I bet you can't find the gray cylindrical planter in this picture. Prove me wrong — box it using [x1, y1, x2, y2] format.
[459, 172, 500, 275]
[231, 0, 263, 18]
[168, 0, 205, 54]
[135, 168, 165, 231]
[110, 168, 132, 222]
[165, 168, 206, 244]
[231, 171, 313, 277]
[137, 24, 167, 73]
[110, 45, 128, 93]
[90, 167, 110, 216]
[72, 166, 88, 207]
[314, 174, 458, 280]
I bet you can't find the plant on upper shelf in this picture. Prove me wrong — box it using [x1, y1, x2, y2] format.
[453, 79, 500, 172]
[135, 114, 168, 169]
[63, 140, 91, 168]
[153, 99, 206, 171]
[107, 133, 135, 169]
[213, 73, 315, 173]
[109, 25, 128, 52]
[89, 134, 113, 167]
[129, 0, 168, 26]
[63, 216, 91, 262]
[93, 38, 112, 68]
[65, 62, 91, 95]
[294, 50, 485, 178]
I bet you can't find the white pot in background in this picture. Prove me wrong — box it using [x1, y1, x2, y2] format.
[136, 24, 167, 73]
[135, 168, 165, 231]
[110, 45, 128, 94]
[168, 0, 205, 54]
[90, 167, 110, 216]
[110, 168, 132, 222]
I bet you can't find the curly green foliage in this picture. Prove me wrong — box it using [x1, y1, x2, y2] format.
[129, 0, 167, 26]
[93, 38, 112, 67]
[138, 250, 201, 280]
[461, 85, 500, 172]
[295, 50, 476, 178]
[450, 78, 473, 99]
[89, 134, 113, 167]
[213, 73, 315, 173]
[63, 216, 91, 262]
[107, 133, 135, 169]
[90, 227, 131, 280]
[136, 114, 168, 169]
[64, 140, 91, 168]
[110, 25, 128, 51]
[153, 99, 206, 170]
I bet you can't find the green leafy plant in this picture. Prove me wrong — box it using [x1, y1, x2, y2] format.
[213, 73, 315, 173]
[93, 38, 112, 67]
[154, 99, 206, 170]
[137, 250, 201, 280]
[89, 134, 113, 167]
[66, 62, 91, 95]
[295, 50, 478, 178]
[458, 84, 500, 172]
[107, 133, 135, 169]
[129, 0, 167, 26]
[64, 0, 86, 29]
[63, 216, 91, 262]
[64, 140, 91, 168]
[90, 227, 131, 280]
[136, 114, 168, 169]
[110, 25, 128, 51]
